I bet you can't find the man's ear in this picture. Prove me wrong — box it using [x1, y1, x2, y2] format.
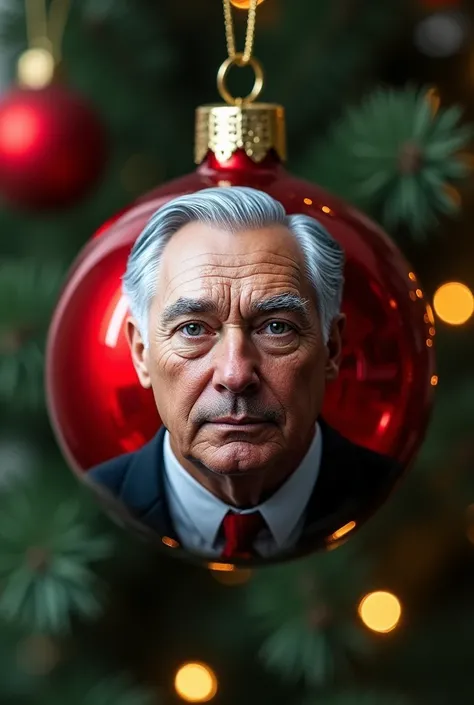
[325, 313, 346, 381]
[125, 316, 151, 389]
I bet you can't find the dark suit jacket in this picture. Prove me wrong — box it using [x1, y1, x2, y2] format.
[86, 418, 403, 561]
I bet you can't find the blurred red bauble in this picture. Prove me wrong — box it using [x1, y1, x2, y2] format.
[0, 84, 106, 210]
[46, 103, 436, 473]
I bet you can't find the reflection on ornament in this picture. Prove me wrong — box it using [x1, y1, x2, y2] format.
[210, 567, 253, 585]
[174, 662, 218, 703]
[17, 48, 55, 89]
[433, 282, 474, 324]
[162, 536, 180, 548]
[358, 591, 402, 633]
[415, 11, 467, 57]
[329, 520, 357, 542]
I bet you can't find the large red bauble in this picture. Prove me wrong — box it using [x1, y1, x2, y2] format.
[0, 84, 106, 210]
[46, 149, 436, 473]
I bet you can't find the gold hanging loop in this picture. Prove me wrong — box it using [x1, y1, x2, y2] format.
[217, 52, 264, 106]
[220, 0, 264, 105]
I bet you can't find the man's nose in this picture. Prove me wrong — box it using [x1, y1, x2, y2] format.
[212, 327, 260, 394]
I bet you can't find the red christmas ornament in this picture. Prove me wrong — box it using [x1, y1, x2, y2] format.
[0, 84, 106, 210]
[46, 102, 436, 475]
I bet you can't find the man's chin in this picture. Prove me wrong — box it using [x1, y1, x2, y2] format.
[189, 443, 273, 476]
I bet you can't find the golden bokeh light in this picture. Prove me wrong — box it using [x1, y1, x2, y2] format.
[230, 0, 265, 7]
[175, 662, 218, 703]
[17, 48, 55, 89]
[303, 197, 313, 205]
[321, 205, 333, 215]
[408, 271, 417, 282]
[358, 591, 402, 633]
[431, 375, 438, 386]
[433, 282, 474, 325]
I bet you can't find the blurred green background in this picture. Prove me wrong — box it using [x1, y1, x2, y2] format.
[0, 1, 474, 703]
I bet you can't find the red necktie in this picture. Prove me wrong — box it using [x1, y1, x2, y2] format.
[221, 510, 266, 560]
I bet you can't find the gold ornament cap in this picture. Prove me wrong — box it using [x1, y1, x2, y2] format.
[195, 102, 287, 165]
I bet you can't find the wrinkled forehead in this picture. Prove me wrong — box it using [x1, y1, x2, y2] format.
[156, 221, 309, 296]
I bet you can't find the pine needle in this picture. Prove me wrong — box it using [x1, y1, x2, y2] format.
[0, 259, 66, 412]
[245, 541, 372, 686]
[0, 475, 115, 633]
[40, 672, 157, 705]
[312, 86, 473, 239]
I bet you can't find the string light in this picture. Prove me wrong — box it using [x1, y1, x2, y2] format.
[433, 282, 474, 325]
[358, 591, 402, 633]
[174, 662, 218, 703]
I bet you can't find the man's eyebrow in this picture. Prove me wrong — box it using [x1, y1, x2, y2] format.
[161, 297, 218, 327]
[250, 293, 311, 326]
[160, 293, 311, 327]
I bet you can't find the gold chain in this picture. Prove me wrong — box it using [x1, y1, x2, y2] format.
[24, 0, 71, 62]
[222, 0, 259, 64]
[48, 0, 71, 63]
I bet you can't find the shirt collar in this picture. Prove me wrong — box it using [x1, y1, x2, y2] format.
[163, 423, 323, 549]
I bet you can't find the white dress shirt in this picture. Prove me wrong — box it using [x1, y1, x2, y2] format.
[162, 422, 323, 559]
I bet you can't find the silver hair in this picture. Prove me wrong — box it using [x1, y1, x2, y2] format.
[122, 186, 345, 348]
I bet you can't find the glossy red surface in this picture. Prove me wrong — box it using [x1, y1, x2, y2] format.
[0, 85, 106, 209]
[46, 149, 436, 472]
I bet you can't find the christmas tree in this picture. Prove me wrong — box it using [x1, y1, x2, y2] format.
[0, 1, 474, 704]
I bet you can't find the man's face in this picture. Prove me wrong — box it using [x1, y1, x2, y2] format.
[127, 221, 345, 477]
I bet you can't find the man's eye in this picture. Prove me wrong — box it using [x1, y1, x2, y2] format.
[264, 321, 293, 335]
[179, 323, 206, 337]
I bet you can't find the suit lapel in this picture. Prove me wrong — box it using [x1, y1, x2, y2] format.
[301, 417, 362, 537]
[119, 425, 178, 540]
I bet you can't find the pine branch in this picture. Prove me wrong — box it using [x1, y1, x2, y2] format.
[0, 473, 115, 633]
[0, 259, 66, 412]
[244, 541, 373, 687]
[39, 672, 157, 705]
[305, 86, 473, 239]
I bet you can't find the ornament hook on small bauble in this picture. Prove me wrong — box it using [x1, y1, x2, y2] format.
[217, 53, 265, 106]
